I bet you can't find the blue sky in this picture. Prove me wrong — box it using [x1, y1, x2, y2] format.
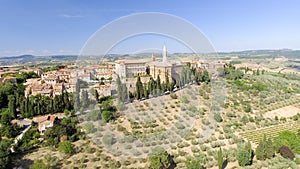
[1, 0, 300, 56]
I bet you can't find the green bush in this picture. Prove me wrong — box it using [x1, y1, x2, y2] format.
[185, 159, 204, 169]
[30, 160, 50, 169]
[244, 104, 252, 113]
[170, 93, 178, 99]
[148, 147, 170, 169]
[101, 110, 114, 122]
[102, 134, 115, 146]
[237, 142, 253, 166]
[58, 141, 74, 155]
[255, 135, 275, 160]
[88, 110, 101, 121]
[182, 96, 189, 104]
[274, 130, 300, 154]
[214, 113, 223, 122]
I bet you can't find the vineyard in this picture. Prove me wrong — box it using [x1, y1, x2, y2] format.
[239, 121, 300, 144]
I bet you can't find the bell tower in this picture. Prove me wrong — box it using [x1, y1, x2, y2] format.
[162, 44, 167, 63]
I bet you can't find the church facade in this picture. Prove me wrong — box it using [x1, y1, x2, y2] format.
[115, 45, 183, 83]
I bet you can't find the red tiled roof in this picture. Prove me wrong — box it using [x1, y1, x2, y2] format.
[38, 115, 56, 123]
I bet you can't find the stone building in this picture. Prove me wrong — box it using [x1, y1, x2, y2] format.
[114, 45, 183, 83]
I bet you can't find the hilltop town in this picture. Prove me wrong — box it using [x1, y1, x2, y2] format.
[1, 47, 300, 168]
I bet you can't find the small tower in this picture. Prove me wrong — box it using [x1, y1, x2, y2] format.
[162, 44, 167, 63]
[152, 53, 156, 61]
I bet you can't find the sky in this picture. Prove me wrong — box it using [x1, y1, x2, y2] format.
[0, 0, 300, 56]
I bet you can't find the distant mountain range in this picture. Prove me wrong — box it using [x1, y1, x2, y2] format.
[0, 55, 78, 66]
[1, 49, 300, 66]
[0, 54, 35, 60]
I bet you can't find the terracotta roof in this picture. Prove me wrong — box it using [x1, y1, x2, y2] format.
[38, 115, 56, 123]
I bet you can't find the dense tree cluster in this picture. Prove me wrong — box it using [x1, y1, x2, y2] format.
[16, 124, 40, 151]
[0, 139, 12, 169]
[1, 79, 74, 119]
[223, 63, 244, 80]
[116, 63, 211, 103]
[19, 92, 73, 118]
[0, 108, 21, 138]
[0, 81, 18, 109]
[100, 97, 116, 122]
[2, 72, 39, 84]
[43, 117, 79, 147]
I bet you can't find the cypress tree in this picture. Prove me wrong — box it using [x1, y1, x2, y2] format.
[95, 89, 99, 102]
[148, 80, 152, 96]
[73, 92, 80, 111]
[217, 148, 223, 169]
[135, 76, 141, 99]
[165, 74, 170, 91]
[135, 76, 144, 100]
[81, 90, 89, 109]
[161, 82, 166, 93]
[116, 76, 123, 103]
[8, 95, 16, 118]
[143, 84, 148, 99]
[157, 75, 161, 94]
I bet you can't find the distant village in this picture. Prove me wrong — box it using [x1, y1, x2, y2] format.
[0, 45, 227, 100]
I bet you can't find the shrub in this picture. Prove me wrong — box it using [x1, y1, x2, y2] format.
[241, 115, 249, 124]
[237, 142, 253, 166]
[102, 134, 115, 146]
[187, 105, 197, 113]
[214, 113, 223, 122]
[29, 160, 50, 169]
[244, 104, 251, 112]
[279, 146, 295, 160]
[88, 110, 101, 121]
[101, 110, 114, 122]
[182, 96, 189, 104]
[170, 93, 178, 99]
[58, 141, 74, 155]
[186, 159, 204, 169]
[148, 147, 170, 169]
[83, 122, 95, 133]
[256, 135, 275, 160]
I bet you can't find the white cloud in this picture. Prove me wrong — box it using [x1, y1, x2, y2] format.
[58, 49, 73, 54]
[27, 49, 35, 53]
[42, 50, 50, 54]
[60, 14, 85, 18]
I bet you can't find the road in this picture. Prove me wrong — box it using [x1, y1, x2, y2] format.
[10, 124, 31, 153]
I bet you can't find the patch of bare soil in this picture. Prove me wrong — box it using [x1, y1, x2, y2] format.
[263, 105, 300, 119]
